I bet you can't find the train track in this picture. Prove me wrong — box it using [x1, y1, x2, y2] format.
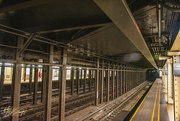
[0, 85, 95, 107]
[81, 81, 151, 121]
[0, 81, 143, 121]
[18, 86, 117, 121]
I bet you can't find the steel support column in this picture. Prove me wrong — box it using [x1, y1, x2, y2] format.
[95, 58, 99, 105]
[116, 65, 119, 98]
[126, 68, 129, 91]
[29, 65, 32, 94]
[164, 64, 168, 94]
[33, 67, 38, 104]
[58, 49, 67, 121]
[130, 69, 131, 89]
[80, 69, 82, 88]
[76, 68, 80, 94]
[44, 45, 54, 121]
[71, 68, 74, 95]
[106, 62, 110, 102]
[112, 65, 115, 100]
[42, 66, 47, 103]
[12, 36, 23, 121]
[84, 69, 87, 93]
[24, 66, 26, 82]
[100, 59, 104, 103]
[173, 55, 180, 121]
[131, 71, 133, 89]
[123, 66, 126, 93]
[89, 70, 92, 92]
[0, 63, 5, 102]
[120, 65, 122, 95]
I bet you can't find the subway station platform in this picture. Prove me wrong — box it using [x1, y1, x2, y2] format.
[130, 79, 174, 121]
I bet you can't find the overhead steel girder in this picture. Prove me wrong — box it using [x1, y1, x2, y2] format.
[94, 0, 158, 69]
[171, 30, 180, 52]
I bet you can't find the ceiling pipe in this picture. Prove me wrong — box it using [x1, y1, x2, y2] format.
[154, 0, 180, 12]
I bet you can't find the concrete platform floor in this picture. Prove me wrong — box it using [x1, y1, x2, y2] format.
[131, 79, 174, 121]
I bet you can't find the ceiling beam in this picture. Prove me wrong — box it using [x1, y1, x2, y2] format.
[19, 33, 36, 56]
[70, 23, 114, 43]
[0, 0, 58, 13]
[171, 30, 180, 52]
[37, 23, 112, 34]
[94, 0, 158, 69]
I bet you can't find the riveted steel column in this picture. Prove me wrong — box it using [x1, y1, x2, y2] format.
[100, 59, 104, 103]
[0, 63, 5, 102]
[58, 48, 67, 121]
[44, 45, 53, 121]
[33, 67, 38, 104]
[130, 69, 131, 89]
[42, 66, 47, 103]
[112, 64, 115, 100]
[123, 65, 126, 93]
[164, 64, 168, 94]
[89, 70, 92, 92]
[71, 68, 74, 95]
[120, 65, 122, 95]
[80, 69, 82, 88]
[173, 55, 180, 121]
[116, 65, 119, 98]
[23, 65, 26, 82]
[95, 58, 99, 105]
[12, 36, 23, 121]
[76, 68, 80, 94]
[127, 67, 129, 91]
[29, 65, 32, 94]
[167, 58, 173, 104]
[84, 69, 87, 93]
[106, 61, 110, 102]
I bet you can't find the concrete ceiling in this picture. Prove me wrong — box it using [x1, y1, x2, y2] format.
[71, 24, 138, 56]
[0, 0, 178, 68]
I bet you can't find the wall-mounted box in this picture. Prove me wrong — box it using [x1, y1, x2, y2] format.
[165, 70, 168, 75]
[173, 63, 180, 76]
